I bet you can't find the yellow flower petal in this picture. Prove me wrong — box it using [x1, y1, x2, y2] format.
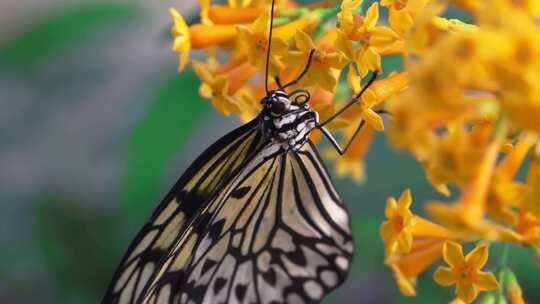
[397, 227, 413, 253]
[347, 64, 362, 93]
[465, 244, 489, 270]
[294, 29, 315, 52]
[385, 197, 398, 218]
[363, 108, 385, 131]
[474, 271, 499, 292]
[456, 282, 477, 303]
[398, 188, 413, 212]
[443, 241, 465, 268]
[433, 267, 457, 286]
[364, 3, 380, 30]
[370, 26, 400, 49]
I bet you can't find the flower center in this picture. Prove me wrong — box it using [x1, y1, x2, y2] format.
[457, 266, 476, 282]
[255, 36, 268, 52]
[393, 216, 404, 232]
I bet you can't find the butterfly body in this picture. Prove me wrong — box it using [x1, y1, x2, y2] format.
[260, 90, 318, 151]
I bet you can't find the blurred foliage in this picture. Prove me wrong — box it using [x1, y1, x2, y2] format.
[123, 71, 210, 220]
[0, 4, 139, 70]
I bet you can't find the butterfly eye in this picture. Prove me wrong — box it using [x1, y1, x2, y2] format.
[271, 100, 287, 114]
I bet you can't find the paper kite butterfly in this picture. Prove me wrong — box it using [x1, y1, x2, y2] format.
[102, 1, 380, 303]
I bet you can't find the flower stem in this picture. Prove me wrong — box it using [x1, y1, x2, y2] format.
[496, 243, 510, 301]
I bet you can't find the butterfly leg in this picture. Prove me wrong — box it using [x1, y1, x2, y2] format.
[318, 71, 378, 127]
[318, 109, 388, 155]
[280, 48, 316, 89]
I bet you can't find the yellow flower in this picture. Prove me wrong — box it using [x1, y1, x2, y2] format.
[337, 0, 363, 35]
[192, 60, 242, 115]
[381, 0, 408, 10]
[386, 238, 446, 296]
[206, 4, 262, 25]
[380, 189, 415, 255]
[348, 70, 409, 131]
[488, 136, 534, 225]
[427, 137, 501, 228]
[524, 155, 540, 215]
[433, 242, 499, 303]
[381, 189, 455, 256]
[352, 3, 383, 76]
[170, 8, 238, 71]
[236, 11, 289, 75]
[282, 29, 347, 92]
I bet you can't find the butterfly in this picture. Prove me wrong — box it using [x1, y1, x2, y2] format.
[102, 1, 380, 303]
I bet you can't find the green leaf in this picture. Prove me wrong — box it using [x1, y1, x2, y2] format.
[34, 198, 118, 303]
[123, 71, 210, 219]
[0, 4, 139, 70]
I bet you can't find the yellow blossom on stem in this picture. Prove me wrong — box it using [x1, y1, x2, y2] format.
[237, 11, 290, 75]
[381, 189, 455, 256]
[380, 189, 415, 255]
[337, 0, 363, 36]
[207, 5, 262, 24]
[489, 135, 534, 225]
[524, 155, 540, 215]
[170, 8, 238, 71]
[191, 60, 250, 115]
[386, 238, 446, 296]
[426, 126, 502, 227]
[283, 29, 347, 92]
[433, 241, 499, 303]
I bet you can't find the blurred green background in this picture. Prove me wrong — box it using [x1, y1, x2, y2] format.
[0, 0, 537, 303]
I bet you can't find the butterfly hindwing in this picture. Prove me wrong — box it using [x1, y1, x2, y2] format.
[102, 119, 266, 304]
[140, 141, 353, 304]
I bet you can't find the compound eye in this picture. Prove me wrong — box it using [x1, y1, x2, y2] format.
[272, 100, 287, 114]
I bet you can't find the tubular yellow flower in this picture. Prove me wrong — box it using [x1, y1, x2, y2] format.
[282, 29, 347, 92]
[237, 11, 289, 75]
[517, 209, 540, 247]
[489, 135, 534, 225]
[381, 189, 456, 256]
[381, 0, 408, 10]
[380, 189, 415, 255]
[426, 135, 501, 228]
[433, 241, 499, 304]
[337, 0, 363, 35]
[170, 8, 238, 71]
[386, 238, 446, 296]
[207, 5, 262, 24]
[192, 60, 244, 115]
[524, 155, 540, 215]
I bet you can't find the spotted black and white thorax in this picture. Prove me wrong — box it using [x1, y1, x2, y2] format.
[259, 90, 318, 151]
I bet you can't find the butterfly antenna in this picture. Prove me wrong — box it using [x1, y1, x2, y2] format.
[265, 0, 277, 93]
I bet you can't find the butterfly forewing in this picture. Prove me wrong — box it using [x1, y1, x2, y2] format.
[140, 141, 353, 304]
[102, 119, 266, 304]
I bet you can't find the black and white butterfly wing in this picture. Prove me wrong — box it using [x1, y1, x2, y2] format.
[102, 119, 266, 304]
[140, 141, 354, 304]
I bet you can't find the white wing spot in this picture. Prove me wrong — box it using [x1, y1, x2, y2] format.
[321, 270, 338, 287]
[335, 256, 349, 270]
[303, 280, 323, 300]
[257, 251, 271, 272]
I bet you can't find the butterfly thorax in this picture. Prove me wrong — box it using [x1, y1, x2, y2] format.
[259, 90, 318, 151]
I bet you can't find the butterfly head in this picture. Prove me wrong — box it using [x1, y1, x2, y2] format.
[260, 90, 318, 151]
[262, 90, 292, 117]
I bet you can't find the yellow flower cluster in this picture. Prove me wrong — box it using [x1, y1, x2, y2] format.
[169, 0, 539, 303]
